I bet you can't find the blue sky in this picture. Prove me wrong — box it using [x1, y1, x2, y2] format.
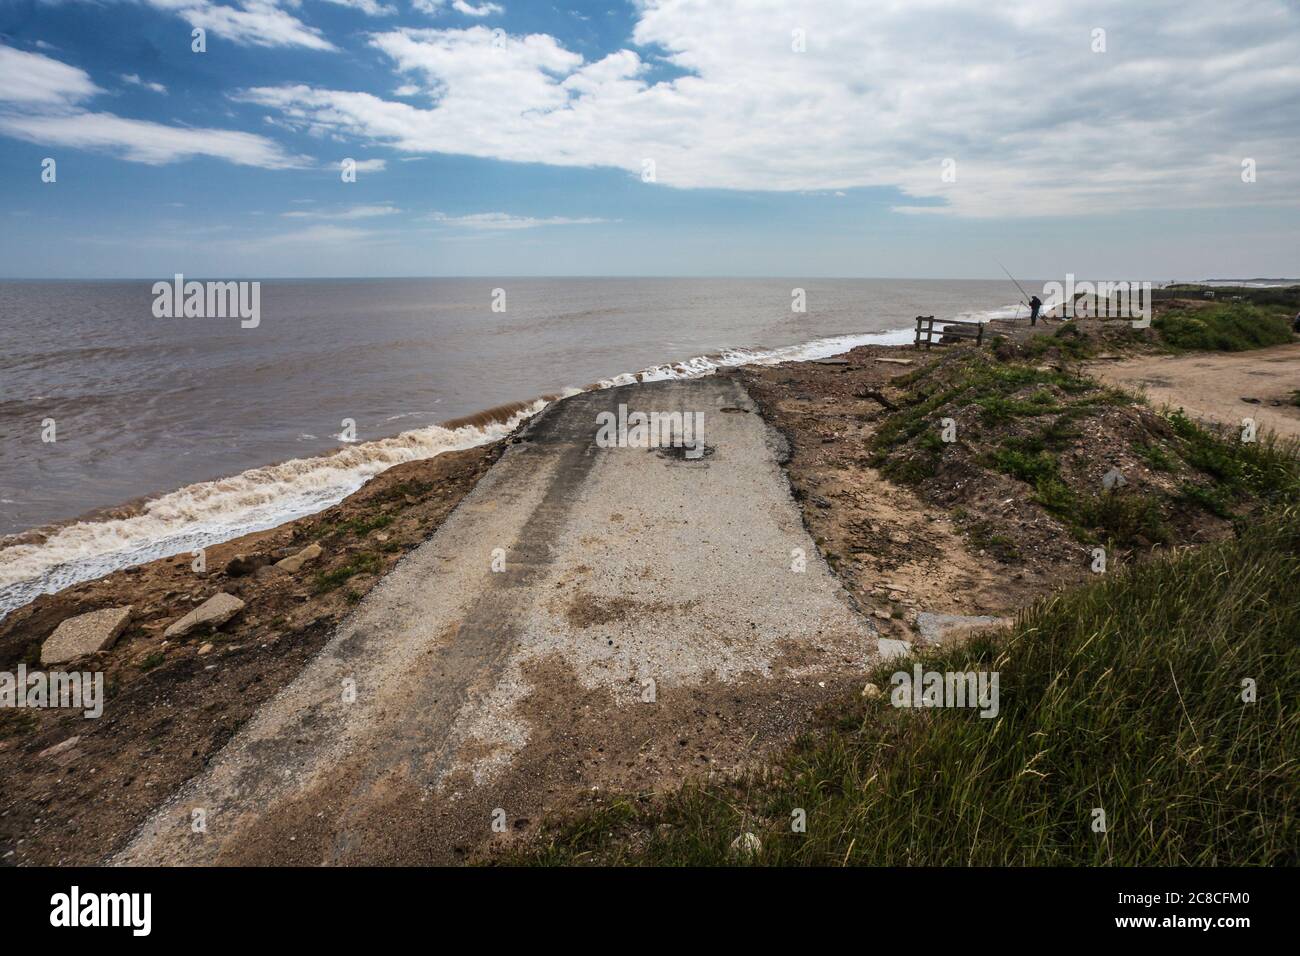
[1, 0, 1298, 279]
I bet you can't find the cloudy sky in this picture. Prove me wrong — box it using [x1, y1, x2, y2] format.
[1, 0, 1297, 278]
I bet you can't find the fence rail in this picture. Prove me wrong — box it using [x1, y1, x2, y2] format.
[914, 315, 985, 349]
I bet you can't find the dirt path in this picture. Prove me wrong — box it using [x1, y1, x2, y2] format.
[1087, 343, 1300, 439]
[114, 377, 879, 865]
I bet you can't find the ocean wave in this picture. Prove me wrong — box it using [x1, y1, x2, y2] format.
[0, 400, 550, 619]
[0, 323, 944, 618]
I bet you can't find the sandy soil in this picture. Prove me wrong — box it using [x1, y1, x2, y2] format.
[732, 345, 1068, 630]
[1087, 343, 1300, 440]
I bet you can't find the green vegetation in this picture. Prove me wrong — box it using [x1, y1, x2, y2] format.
[1133, 441, 1177, 472]
[874, 347, 1299, 541]
[1168, 410, 1300, 511]
[313, 552, 383, 593]
[513, 506, 1300, 866]
[871, 354, 1096, 457]
[138, 651, 166, 671]
[1154, 303, 1292, 352]
[313, 512, 395, 540]
[959, 517, 1021, 563]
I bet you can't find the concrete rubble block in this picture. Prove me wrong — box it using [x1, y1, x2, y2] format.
[164, 593, 245, 639]
[276, 542, 324, 573]
[915, 612, 1011, 646]
[41, 606, 133, 665]
[876, 638, 914, 661]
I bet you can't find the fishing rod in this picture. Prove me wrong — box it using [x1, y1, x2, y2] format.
[995, 258, 1033, 322]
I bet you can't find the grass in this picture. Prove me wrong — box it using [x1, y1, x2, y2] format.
[1133, 441, 1177, 472]
[878, 347, 1299, 539]
[872, 353, 1096, 456]
[959, 517, 1021, 563]
[313, 552, 383, 593]
[313, 513, 394, 539]
[1154, 303, 1293, 352]
[512, 505, 1300, 866]
[1168, 410, 1300, 511]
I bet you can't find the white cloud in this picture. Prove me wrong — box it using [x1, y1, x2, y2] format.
[232, 0, 1300, 217]
[318, 0, 396, 15]
[245, 224, 375, 246]
[330, 157, 387, 172]
[51, 1, 336, 50]
[0, 44, 102, 104]
[283, 203, 401, 219]
[120, 73, 168, 94]
[0, 44, 302, 167]
[452, 0, 502, 15]
[0, 111, 303, 166]
[428, 211, 609, 229]
[412, 0, 502, 16]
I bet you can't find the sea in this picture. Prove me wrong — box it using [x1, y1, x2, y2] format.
[0, 277, 1032, 616]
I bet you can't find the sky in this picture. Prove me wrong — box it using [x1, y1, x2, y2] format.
[1, 0, 1297, 279]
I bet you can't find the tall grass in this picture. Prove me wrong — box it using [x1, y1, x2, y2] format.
[1154, 303, 1293, 352]
[516, 507, 1300, 866]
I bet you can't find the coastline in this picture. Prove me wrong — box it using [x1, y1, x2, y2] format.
[2, 298, 1296, 865]
[0, 323, 934, 618]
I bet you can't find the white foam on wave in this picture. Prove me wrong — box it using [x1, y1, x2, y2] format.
[593, 327, 919, 387]
[0, 399, 551, 618]
[949, 302, 1028, 323]
[0, 323, 935, 618]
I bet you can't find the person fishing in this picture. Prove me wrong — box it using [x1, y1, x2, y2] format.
[996, 259, 1040, 327]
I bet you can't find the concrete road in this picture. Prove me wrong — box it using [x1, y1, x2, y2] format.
[115, 376, 877, 865]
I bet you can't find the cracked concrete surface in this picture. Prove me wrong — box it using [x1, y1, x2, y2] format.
[115, 377, 876, 865]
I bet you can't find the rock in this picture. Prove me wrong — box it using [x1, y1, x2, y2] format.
[39, 736, 81, 759]
[197, 643, 214, 656]
[915, 612, 1011, 645]
[876, 638, 913, 661]
[861, 683, 881, 699]
[888, 532, 911, 545]
[224, 553, 261, 577]
[873, 610, 893, 621]
[41, 607, 132, 665]
[729, 833, 762, 858]
[164, 593, 245, 639]
[276, 542, 324, 573]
